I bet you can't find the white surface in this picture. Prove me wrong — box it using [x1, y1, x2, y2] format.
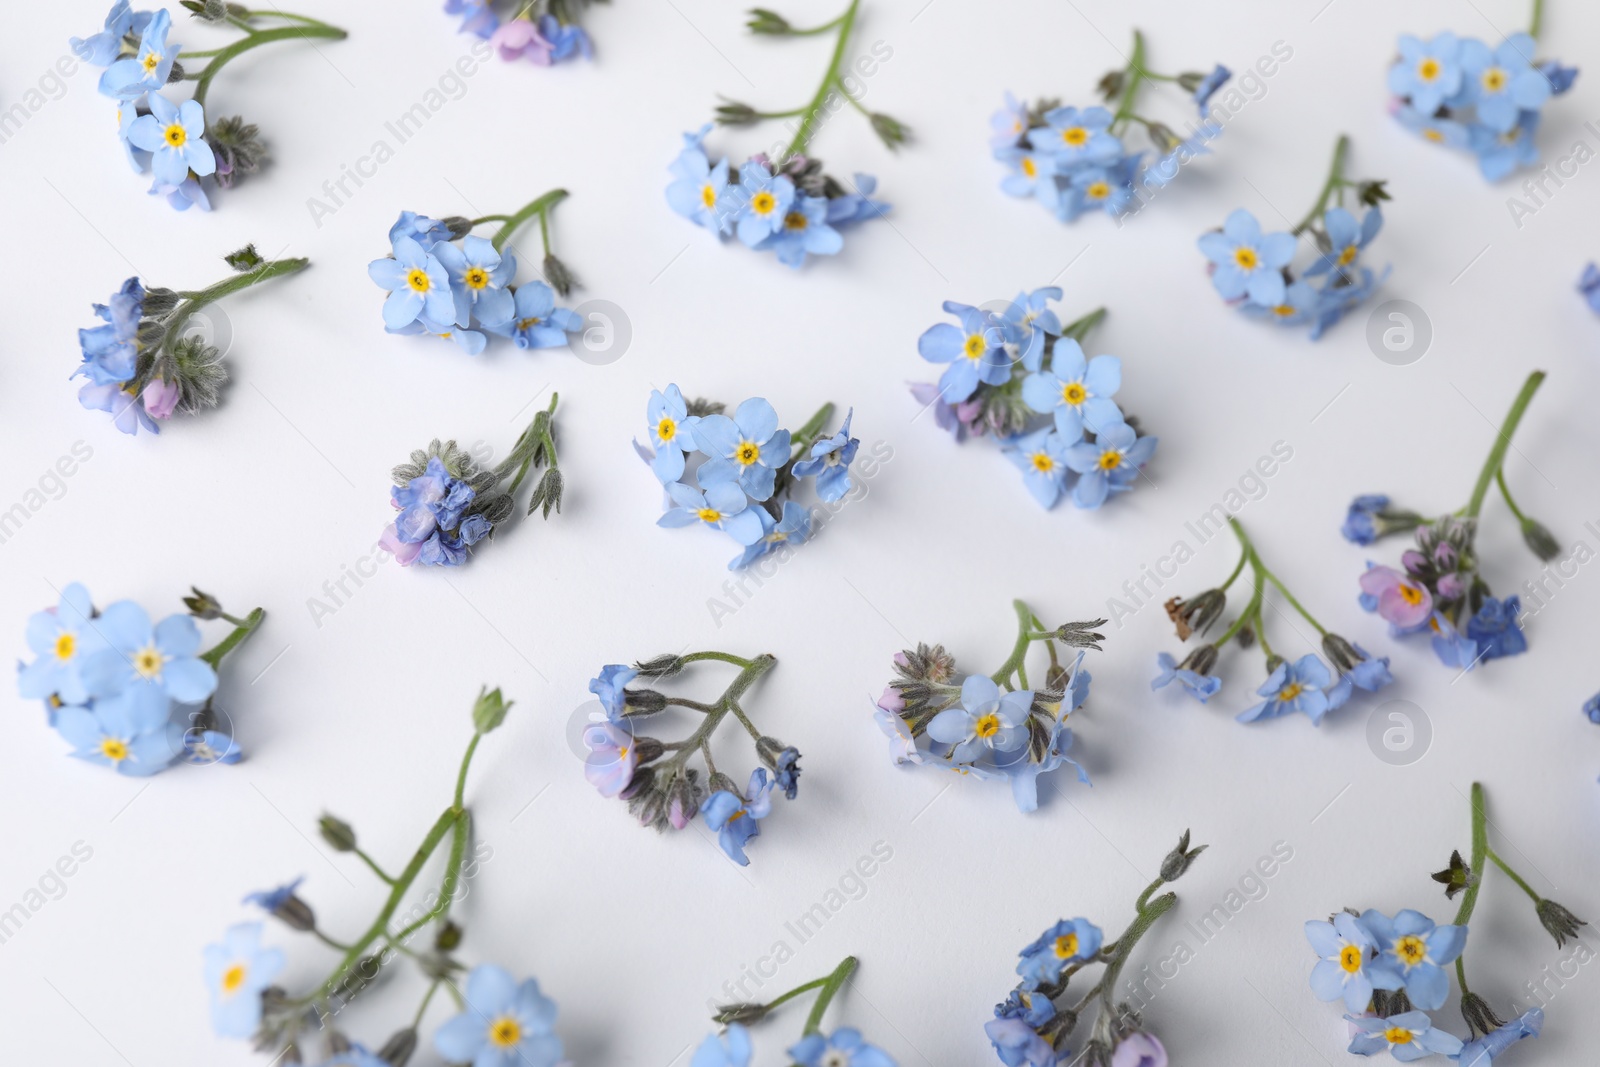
[3, 0, 1600, 1064]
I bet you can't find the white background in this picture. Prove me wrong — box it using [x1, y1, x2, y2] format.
[3, 0, 1599, 1064]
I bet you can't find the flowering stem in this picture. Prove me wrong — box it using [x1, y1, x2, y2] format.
[784, 0, 861, 159]
[681, 650, 758, 669]
[1060, 307, 1107, 344]
[489, 189, 570, 254]
[991, 599, 1041, 688]
[1494, 470, 1529, 523]
[1219, 549, 1249, 592]
[1070, 883, 1176, 1016]
[167, 257, 309, 359]
[1292, 135, 1349, 236]
[198, 607, 265, 670]
[500, 394, 559, 496]
[800, 955, 858, 1036]
[1453, 783, 1489, 927]
[1530, 0, 1545, 37]
[1110, 31, 1149, 135]
[1485, 848, 1542, 905]
[1262, 571, 1328, 636]
[790, 402, 837, 455]
[661, 655, 778, 773]
[1464, 371, 1546, 520]
[353, 848, 397, 885]
[187, 24, 348, 107]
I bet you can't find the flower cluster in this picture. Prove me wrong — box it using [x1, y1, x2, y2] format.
[72, 0, 346, 210]
[1387, 26, 1578, 180]
[206, 690, 570, 1067]
[992, 30, 1229, 222]
[637, 385, 860, 569]
[381, 396, 565, 568]
[1198, 137, 1390, 340]
[912, 292, 1157, 509]
[1154, 517, 1395, 725]
[583, 652, 799, 866]
[18, 583, 264, 775]
[874, 601, 1103, 812]
[446, 0, 595, 64]
[699, 957, 895, 1067]
[73, 246, 307, 435]
[1303, 782, 1585, 1063]
[666, 2, 906, 269]
[368, 196, 582, 357]
[987, 832, 1205, 1067]
[1344, 371, 1553, 671]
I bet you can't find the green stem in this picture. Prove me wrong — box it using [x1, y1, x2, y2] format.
[790, 402, 837, 456]
[1060, 307, 1107, 344]
[784, 0, 861, 159]
[353, 848, 397, 885]
[756, 976, 830, 1013]
[663, 655, 778, 774]
[502, 394, 560, 496]
[166, 258, 309, 361]
[414, 979, 443, 1027]
[1083, 891, 1177, 1015]
[1530, 0, 1545, 37]
[1454, 783, 1489, 926]
[1262, 571, 1328, 636]
[1486, 848, 1542, 905]
[991, 600, 1039, 686]
[1218, 550, 1249, 593]
[1110, 31, 1148, 134]
[189, 24, 348, 107]
[782, 13, 848, 35]
[312, 929, 352, 951]
[680, 650, 757, 669]
[1464, 371, 1546, 519]
[489, 189, 569, 253]
[198, 607, 265, 670]
[1495, 469, 1528, 523]
[1292, 135, 1349, 236]
[801, 956, 858, 1036]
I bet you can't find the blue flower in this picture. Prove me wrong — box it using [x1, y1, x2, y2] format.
[694, 398, 792, 501]
[128, 93, 217, 187]
[390, 314, 488, 356]
[999, 287, 1062, 371]
[1007, 715, 1089, 813]
[1062, 158, 1137, 220]
[1346, 1011, 1463, 1061]
[370, 235, 456, 330]
[1471, 111, 1539, 180]
[1429, 613, 1481, 669]
[445, 0, 499, 38]
[1142, 120, 1223, 190]
[184, 729, 242, 765]
[1151, 652, 1221, 704]
[667, 127, 732, 234]
[702, 769, 775, 865]
[1465, 596, 1525, 661]
[1341, 495, 1391, 545]
[766, 194, 844, 268]
[154, 173, 212, 212]
[1586, 691, 1600, 724]
[729, 501, 812, 570]
[658, 481, 766, 546]
[769, 745, 802, 800]
[1388, 32, 1465, 114]
[204, 922, 285, 1037]
[1310, 264, 1386, 341]
[1326, 645, 1394, 710]
[117, 102, 151, 172]
[692, 1024, 753, 1067]
[1021, 337, 1121, 439]
[72, 0, 137, 66]
[1063, 421, 1156, 509]
[1194, 64, 1231, 114]
[1361, 908, 1467, 1011]
[433, 236, 516, 327]
[1306, 911, 1402, 1012]
[1004, 428, 1072, 509]
[99, 8, 177, 99]
[1237, 655, 1333, 725]
[389, 456, 480, 566]
[389, 210, 454, 248]
[789, 1029, 895, 1067]
[485, 282, 581, 349]
[55, 690, 182, 776]
[1198, 209, 1297, 307]
[537, 14, 591, 61]
[995, 146, 1061, 214]
[918, 305, 1011, 403]
[990, 91, 1031, 148]
[644, 384, 700, 483]
[726, 162, 796, 247]
[1306, 207, 1382, 280]
[984, 1016, 1057, 1067]
[1027, 106, 1122, 168]
[1240, 280, 1320, 326]
[76, 277, 145, 385]
[791, 410, 859, 503]
[1580, 262, 1600, 314]
[589, 665, 638, 723]
[81, 601, 218, 711]
[825, 173, 891, 227]
[433, 964, 563, 1067]
[1460, 33, 1550, 133]
[926, 675, 1031, 763]
[1396, 105, 1472, 149]
[243, 877, 303, 915]
[1018, 918, 1103, 985]
[78, 380, 158, 435]
[1537, 61, 1579, 95]
[1458, 1007, 1542, 1067]
[18, 583, 103, 706]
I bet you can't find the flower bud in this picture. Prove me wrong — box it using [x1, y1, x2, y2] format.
[1459, 992, 1506, 1039]
[713, 1002, 770, 1024]
[441, 216, 474, 239]
[183, 587, 224, 619]
[1320, 633, 1363, 673]
[472, 686, 511, 734]
[434, 921, 462, 952]
[527, 468, 564, 518]
[1165, 592, 1223, 641]
[623, 688, 668, 715]
[1521, 518, 1561, 562]
[630, 736, 665, 764]
[1159, 829, 1206, 883]
[635, 654, 686, 678]
[618, 765, 655, 801]
[870, 112, 910, 150]
[667, 774, 700, 830]
[1536, 898, 1587, 948]
[1052, 619, 1107, 650]
[541, 254, 577, 298]
[377, 1027, 418, 1067]
[1178, 644, 1218, 676]
[745, 8, 792, 34]
[319, 814, 356, 852]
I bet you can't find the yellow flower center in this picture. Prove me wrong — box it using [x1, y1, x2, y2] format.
[54, 633, 76, 661]
[1030, 452, 1055, 473]
[1061, 126, 1089, 147]
[1085, 181, 1110, 200]
[974, 713, 1001, 738]
[163, 123, 186, 148]
[1482, 67, 1507, 92]
[1054, 932, 1079, 959]
[133, 646, 164, 679]
[142, 51, 161, 73]
[406, 268, 431, 293]
[697, 508, 722, 524]
[489, 1017, 522, 1048]
[1233, 247, 1259, 270]
[1337, 245, 1359, 267]
[783, 211, 808, 231]
[1418, 58, 1441, 82]
[701, 184, 718, 208]
[463, 267, 490, 290]
[1399, 584, 1425, 606]
[1385, 1027, 1414, 1046]
[657, 417, 677, 442]
[100, 737, 129, 762]
[735, 442, 760, 466]
[1062, 382, 1086, 405]
[221, 963, 247, 995]
[1339, 944, 1363, 973]
[1423, 129, 1445, 143]
[1396, 935, 1427, 967]
[963, 333, 987, 361]
[751, 191, 776, 215]
[517, 316, 542, 330]
[1097, 451, 1122, 471]
[1272, 304, 1297, 317]
[1021, 156, 1037, 178]
[1278, 682, 1303, 702]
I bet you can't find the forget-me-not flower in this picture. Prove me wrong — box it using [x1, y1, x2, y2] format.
[1199, 209, 1297, 307]
[1004, 427, 1071, 509]
[433, 236, 516, 327]
[19, 583, 103, 706]
[1361, 908, 1467, 1011]
[433, 964, 564, 1067]
[926, 675, 1031, 763]
[81, 601, 218, 711]
[1306, 207, 1383, 280]
[1460, 33, 1550, 133]
[55, 690, 183, 776]
[1028, 105, 1123, 168]
[99, 8, 177, 99]
[1018, 917, 1103, 985]
[1021, 337, 1121, 439]
[658, 482, 766, 546]
[1388, 32, 1465, 114]
[1151, 651, 1222, 704]
[726, 163, 796, 247]
[703, 768, 775, 865]
[1063, 421, 1155, 509]
[788, 1029, 895, 1067]
[204, 922, 286, 1038]
[1237, 655, 1333, 725]
[694, 398, 792, 501]
[128, 93, 217, 187]
[791, 410, 859, 502]
[1345, 1011, 1464, 1061]
[692, 1025, 754, 1067]
[1306, 911, 1402, 1012]
[918, 305, 1011, 403]
[486, 281, 581, 349]
[667, 127, 732, 234]
[644, 384, 699, 483]
[370, 236, 457, 330]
